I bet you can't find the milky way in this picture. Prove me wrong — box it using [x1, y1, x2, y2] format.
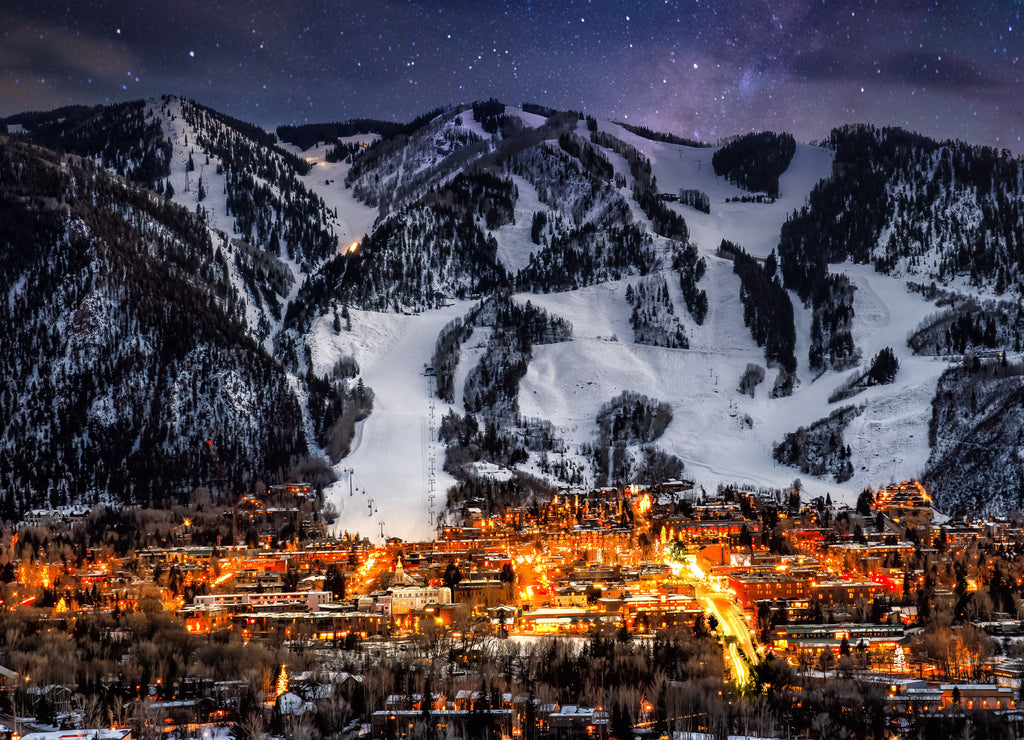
[2, 1, 1022, 150]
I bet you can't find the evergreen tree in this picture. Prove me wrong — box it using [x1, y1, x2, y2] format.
[867, 346, 899, 385]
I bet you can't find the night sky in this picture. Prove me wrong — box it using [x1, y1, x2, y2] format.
[3, 1, 1022, 150]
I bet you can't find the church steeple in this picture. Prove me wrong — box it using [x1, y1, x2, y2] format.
[394, 556, 406, 584]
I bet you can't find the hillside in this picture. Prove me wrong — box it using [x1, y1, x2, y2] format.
[0, 135, 306, 510]
[4, 99, 1024, 534]
[925, 358, 1024, 516]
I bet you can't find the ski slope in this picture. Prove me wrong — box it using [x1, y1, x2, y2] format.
[603, 122, 835, 259]
[511, 125, 943, 505]
[308, 304, 466, 542]
[517, 260, 944, 504]
[302, 112, 953, 539]
[277, 138, 379, 249]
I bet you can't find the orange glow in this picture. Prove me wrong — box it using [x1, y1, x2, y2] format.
[212, 570, 235, 587]
[275, 664, 289, 699]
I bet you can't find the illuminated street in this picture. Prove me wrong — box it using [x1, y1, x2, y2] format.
[703, 592, 758, 685]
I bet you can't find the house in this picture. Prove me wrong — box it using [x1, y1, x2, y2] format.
[277, 691, 315, 717]
[29, 685, 76, 720]
[371, 709, 512, 738]
[0, 666, 18, 693]
[21, 731, 131, 740]
[889, 683, 1017, 715]
[548, 705, 610, 739]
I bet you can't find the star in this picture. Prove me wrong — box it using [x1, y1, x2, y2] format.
[0, 1, 1019, 151]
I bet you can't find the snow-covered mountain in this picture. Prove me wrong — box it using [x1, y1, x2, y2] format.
[0, 134, 306, 513]
[4, 98, 1023, 532]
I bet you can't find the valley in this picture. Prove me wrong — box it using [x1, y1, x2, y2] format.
[4, 95, 1024, 740]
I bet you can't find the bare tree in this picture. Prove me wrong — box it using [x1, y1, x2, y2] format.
[235, 709, 266, 740]
[76, 693, 103, 729]
[817, 649, 835, 679]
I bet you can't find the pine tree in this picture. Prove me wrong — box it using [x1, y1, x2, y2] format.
[868, 346, 899, 385]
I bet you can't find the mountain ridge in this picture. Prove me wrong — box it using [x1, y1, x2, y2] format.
[2, 97, 1023, 533]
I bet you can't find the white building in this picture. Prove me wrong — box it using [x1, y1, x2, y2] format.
[390, 585, 451, 616]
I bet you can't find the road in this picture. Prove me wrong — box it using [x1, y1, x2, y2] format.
[702, 592, 760, 686]
[664, 551, 761, 687]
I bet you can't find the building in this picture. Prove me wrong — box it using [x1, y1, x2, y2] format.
[193, 591, 331, 611]
[771, 623, 910, 668]
[873, 481, 933, 527]
[728, 573, 811, 607]
[548, 705, 610, 739]
[811, 580, 883, 606]
[389, 586, 452, 616]
[890, 684, 1016, 715]
[177, 603, 233, 633]
[371, 709, 512, 738]
[0, 666, 18, 693]
[21, 732, 131, 740]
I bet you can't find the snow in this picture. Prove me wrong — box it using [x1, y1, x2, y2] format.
[278, 140, 379, 247]
[503, 128, 947, 507]
[302, 113, 956, 524]
[510, 107, 550, 128]
[603, 121, 834, 259]
[469, 461, 515, 482]
[7, 275, 27, 311]
[154, 99, 236, 240]
[89, 394, 117, 427]
[313, 304, 468, 542]
[514, 253, 947, 505]
[161, 103, 372, 258]
[138, 97, 961, 526]
[150, 100, 273, 339]
[519, 273, 804, 495]
[837, 263, 952, 486]
[491, 175, 545, 273]
[455, 114, 496, 142]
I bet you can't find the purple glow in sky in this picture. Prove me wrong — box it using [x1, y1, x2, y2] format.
[2, 1, 1022, 149]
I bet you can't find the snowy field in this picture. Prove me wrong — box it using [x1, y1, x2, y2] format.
[492, 175, 546, 273]
[277, 138, 379, 247]
[309, 305, 468, 542]
[517, 261, 945, 505]
[603, 122, 835, 259]
[513, 124, 947, 506]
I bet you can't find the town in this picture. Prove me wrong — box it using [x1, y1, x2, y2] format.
[3, 478, 1024, 740]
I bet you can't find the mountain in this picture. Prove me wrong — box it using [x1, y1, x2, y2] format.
[0, 135, 305, 511]
[3, 98, 1024, 531]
